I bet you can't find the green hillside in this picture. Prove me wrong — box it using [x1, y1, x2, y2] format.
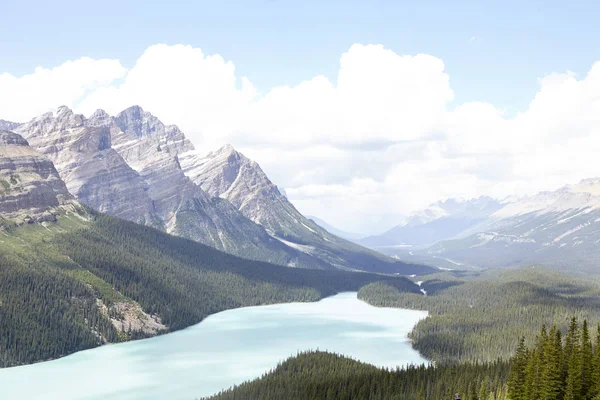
[359, 268, 600, 364]
[0, 210, 420, 367]
[204, 350, 509, 400]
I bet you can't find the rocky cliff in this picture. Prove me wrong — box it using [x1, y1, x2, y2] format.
[13, 106, 332, 269]
[0, 130, 75, 224]
[15, 107, 160, 227]
[180, 145, 431, 274]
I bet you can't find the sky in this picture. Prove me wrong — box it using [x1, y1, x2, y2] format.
[2, 0, 600, 233]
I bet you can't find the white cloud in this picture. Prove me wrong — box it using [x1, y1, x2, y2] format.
[2, 44, 600, 233]
[0, 57, 126, 122]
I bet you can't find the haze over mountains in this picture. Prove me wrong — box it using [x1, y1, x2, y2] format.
[3, 106, 428, 275]
[360, 196, 504, 248]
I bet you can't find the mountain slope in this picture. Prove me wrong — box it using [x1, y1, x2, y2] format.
[14, 107, 160, 227]
[0, 137, 421, 367]
[424, 179, 600, 271]
[180, 145, 433, 274]
[0, 209, 420, 367]
[361, 196, 503, 248]
[12, 107, 335, 270]
[205, 351, 508, 400]
[110, 106, 336, 269]
[8, 106, 432, 274]
[307, 216, 365, 241]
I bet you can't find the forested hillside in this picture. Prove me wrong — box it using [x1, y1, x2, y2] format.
[207, 319, 600, 400]
[0, 211, 420, 368]
[205, 351, 510, 400]
[359, 268, 600, 364]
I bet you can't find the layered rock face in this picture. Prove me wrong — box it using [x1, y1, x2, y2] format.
[13, 106, 330, 269]
[7, 105, 428, 274]
[0, 130, 74, 223]
[110, 107, 328, 267]
[180, 145, 428, 274]
[15, 107, 160, 227]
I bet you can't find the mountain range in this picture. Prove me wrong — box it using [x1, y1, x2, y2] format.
[360, 196, 504, 248]
[363, 182, 600, 272]
[4, 106, 429, 275]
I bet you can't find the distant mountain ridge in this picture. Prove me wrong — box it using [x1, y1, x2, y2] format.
[306, 216, 365, 241]
[361, 196, 504, 247]
[424, 178, 600, 271]
[4, 106, 431, 275]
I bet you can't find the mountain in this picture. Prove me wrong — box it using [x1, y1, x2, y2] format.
[10, 106, 430, 274]
[0, 132, 422, 367]
[360, 196, 504, 248]
[306, 216, 365, 241]
[0, 120, 20, 131]
[424, 179, 600, 271]
[0, 130, 77, 225]
[13, 107, 339, 269]
[179, 144, 431, 274]
[15, 107, 160, 227]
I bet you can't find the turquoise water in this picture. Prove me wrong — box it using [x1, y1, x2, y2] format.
[0, 292, 428, 400]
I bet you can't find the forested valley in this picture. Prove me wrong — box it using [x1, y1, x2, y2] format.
[359, 268, 600, 364]
[0, 211, 419, 367]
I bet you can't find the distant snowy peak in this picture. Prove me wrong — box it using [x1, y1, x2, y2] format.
[360, 196, 503, 248]
[402, 196, 503, 227]
[492, 178, 600, 219]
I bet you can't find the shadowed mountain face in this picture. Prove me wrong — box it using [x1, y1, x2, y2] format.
[0, 130, 76, 224]
[10, 106, 431, 274]
[179, 145, 433, 274]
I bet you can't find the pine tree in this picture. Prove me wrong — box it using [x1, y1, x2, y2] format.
[507, 337, 528, 400]
[540, 326, 563, 400]
[565, 318, 583, 400]
[591, 325, 600, 398]
[582, 320, 594, 399]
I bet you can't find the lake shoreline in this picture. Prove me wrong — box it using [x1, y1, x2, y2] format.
[0, 292, 429, 400]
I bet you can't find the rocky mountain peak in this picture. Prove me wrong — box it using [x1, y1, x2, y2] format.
[19, 106, 85, 138]
[114, 105, 162, 138]
[0, 119, 20, 131]
[87, 109, 112, 127]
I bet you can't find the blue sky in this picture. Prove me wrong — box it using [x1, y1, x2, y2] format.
[3, 0, 599, 113]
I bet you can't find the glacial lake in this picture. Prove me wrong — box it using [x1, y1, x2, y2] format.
[0, 292, 428, 400]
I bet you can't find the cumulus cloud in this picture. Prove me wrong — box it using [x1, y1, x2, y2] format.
[0, 58, 126, 122]
[1, 44, 600, 233]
